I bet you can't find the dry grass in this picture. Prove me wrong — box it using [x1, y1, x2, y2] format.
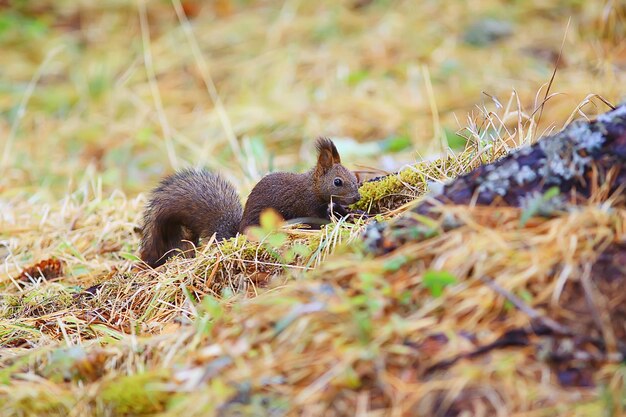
[2, 201, 624, 416]
[2, 100, 624, 416]
[1, 0, 626, 416]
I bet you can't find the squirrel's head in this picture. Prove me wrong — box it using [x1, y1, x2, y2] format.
[313, 137, 361, 205]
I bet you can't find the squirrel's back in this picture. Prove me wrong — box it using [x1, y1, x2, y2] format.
[238, 171, 327, 232]
[140, 169, 242, 267]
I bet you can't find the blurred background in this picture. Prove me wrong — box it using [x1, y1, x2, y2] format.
[0, 0, 624, 200]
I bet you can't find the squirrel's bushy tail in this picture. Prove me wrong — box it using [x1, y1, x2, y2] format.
[140, 169, 242, 267]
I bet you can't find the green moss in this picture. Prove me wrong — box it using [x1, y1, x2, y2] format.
[216, 231, 322, 266]
[353, 167, 427, 211]
[352, 153, 475, 212]
[217, 235, 260, 260]
[100, 371, 171, 415]
[0, 387, 74, 416]
[0, 295, 21, 318]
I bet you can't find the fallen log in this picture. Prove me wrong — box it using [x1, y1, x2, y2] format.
[418, 104, 626, 213]
[364, 104, 626, 253]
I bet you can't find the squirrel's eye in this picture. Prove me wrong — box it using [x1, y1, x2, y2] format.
[333, 178, 343, 187]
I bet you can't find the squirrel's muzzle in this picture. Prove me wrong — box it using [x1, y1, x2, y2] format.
[341, 192, 361, 205]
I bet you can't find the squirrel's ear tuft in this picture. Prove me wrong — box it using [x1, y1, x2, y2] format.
[315, 137, 341, 174]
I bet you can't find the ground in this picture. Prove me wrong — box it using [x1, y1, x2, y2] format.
[0, 1, 625, 416]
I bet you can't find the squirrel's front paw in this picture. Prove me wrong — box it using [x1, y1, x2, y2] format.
[328, 203, 369, 222]
[345, 208, 370, 222]
[328, 202, 348, 219]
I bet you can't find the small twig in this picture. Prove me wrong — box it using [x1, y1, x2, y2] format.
[579, 262, 618, 354]
[479, 276, 572, 336]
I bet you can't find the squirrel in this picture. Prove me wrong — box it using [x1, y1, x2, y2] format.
[139, 137, 361, 267]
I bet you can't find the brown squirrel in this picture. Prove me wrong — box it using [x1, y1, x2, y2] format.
[140, 138, 361, 267]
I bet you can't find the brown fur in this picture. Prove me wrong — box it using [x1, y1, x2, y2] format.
[140, 138, 360, 267]
[140, 170, 242, 267]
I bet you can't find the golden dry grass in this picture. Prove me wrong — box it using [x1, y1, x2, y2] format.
[2, 201, 624, 416]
